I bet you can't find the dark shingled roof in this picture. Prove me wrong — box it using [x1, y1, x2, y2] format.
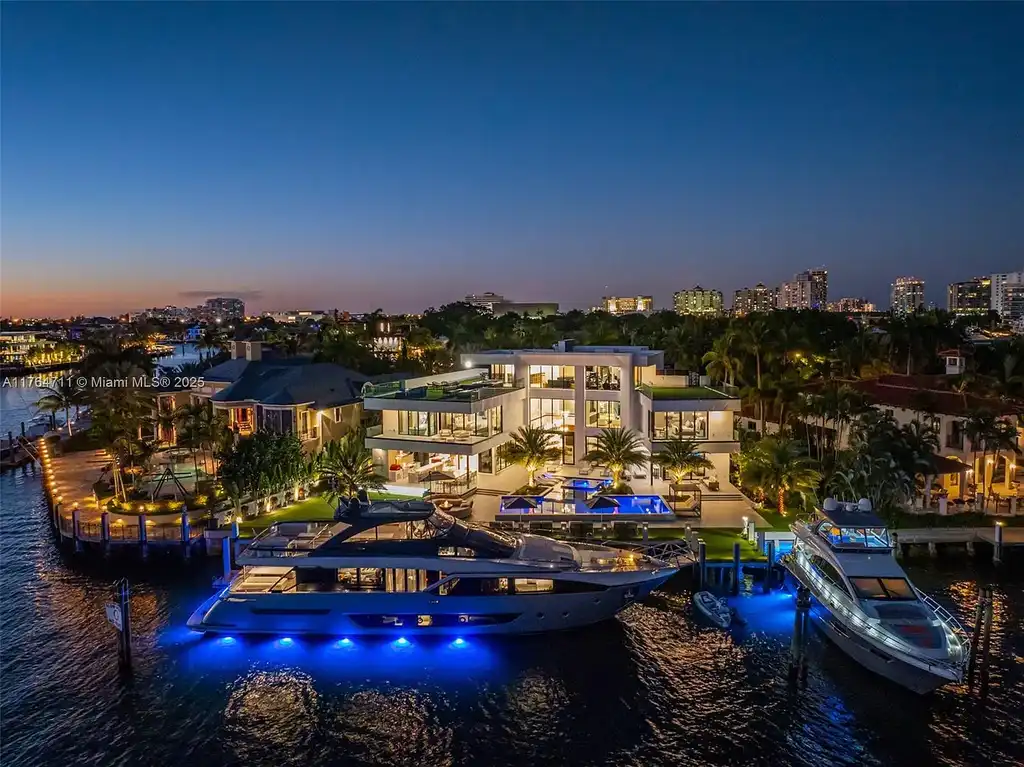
[211, 362, 368, 409]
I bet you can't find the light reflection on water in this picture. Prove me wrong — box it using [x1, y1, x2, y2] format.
[1, 454, 1022, 766]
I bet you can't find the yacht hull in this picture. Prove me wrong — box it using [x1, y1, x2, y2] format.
[806, 596, 957, 695]
[187, 571, 675, 636]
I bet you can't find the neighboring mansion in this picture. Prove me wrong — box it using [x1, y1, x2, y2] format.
[188, 341, 367, 453]
[363, 340, 740, 498]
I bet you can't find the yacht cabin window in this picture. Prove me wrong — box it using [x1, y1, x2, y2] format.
[849, 577, 916, 601]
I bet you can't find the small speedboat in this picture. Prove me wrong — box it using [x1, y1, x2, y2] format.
[693, 591, 732, 628]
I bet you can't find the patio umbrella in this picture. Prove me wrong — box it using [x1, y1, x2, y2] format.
[586, 495, 621, 510]
[504, 495, 539, 510]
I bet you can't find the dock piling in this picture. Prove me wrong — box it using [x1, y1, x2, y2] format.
[221, 535, 233, 581]
[731, 542, 741, 595]
[642, 522, 649, 543]
[789, 586, 811, 685]
[101, 511, 111, 558]
[764, 540, 776, 593]
[697, 539, 707, 590]
[116, 579, 132, 670]
[993, 523, 1003, 565]
[180, 511, 190, 560]
[71, 507, 82, 553]
[891, 531, 900, 559]
[138, 518, 148, 560]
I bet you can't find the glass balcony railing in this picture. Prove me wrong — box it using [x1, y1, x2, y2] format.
[363, 378, 524, 402]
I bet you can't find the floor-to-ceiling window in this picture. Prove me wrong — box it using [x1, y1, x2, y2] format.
[495, 441, 514, 472]
[398, 410, 437, 436]
[585, 366, 620, 391]
[651, 411, 708, 440]
[530, 398, 575, 431]
[529, 365, 575, 389]
[586, 401, 621, 428]
[490, 364, 515, 385]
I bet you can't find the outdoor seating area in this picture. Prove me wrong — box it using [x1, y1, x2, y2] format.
[368, 372, 523, 403]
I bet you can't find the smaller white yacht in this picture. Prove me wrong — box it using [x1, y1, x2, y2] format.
[784, 498, 970, 694]
[188, 498, 678, 637]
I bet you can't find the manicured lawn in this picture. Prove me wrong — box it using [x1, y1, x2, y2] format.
[237, 492, 415, 536]
[644, 526, 765, 561]
[641, 385, 731, 400]
[754, 508, 793, 531]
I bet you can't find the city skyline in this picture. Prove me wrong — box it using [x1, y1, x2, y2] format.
[2, 3, 1022, 317]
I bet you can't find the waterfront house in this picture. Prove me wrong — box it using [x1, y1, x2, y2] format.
[363, 340, 741, 497]
[191, 341, 367, 452]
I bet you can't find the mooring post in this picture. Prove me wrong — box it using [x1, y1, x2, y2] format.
[138, 517, 148, 560]
[967, 586, 987, 686]
[732, 541, 741, 596]
[765, 540, 776, 594]
[641, 522, 649, 543]
[180, 511, 191, 560]
[748, 520, 756, 544]
[231, 517, 241, 561]
[993, 523, 1003, 565]
[101, 511, 111, 558]
[697, 539, 707, 590]
[891, 531, 901, 559]
[221, 535, 232, 580]
[928, 541, 938, 558]
[790, 586, 811, 684]
[71, 507, 82, 553]
[118, 579, 132, 670]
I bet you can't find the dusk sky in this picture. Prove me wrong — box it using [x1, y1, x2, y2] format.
[2, 3, 1022, 317]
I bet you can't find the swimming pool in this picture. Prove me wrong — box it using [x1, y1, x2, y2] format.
[559, 477, 611, 492]
[498, 494, 674, 517]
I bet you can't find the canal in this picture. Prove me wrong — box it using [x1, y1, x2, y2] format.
[1, 374, 1022, 766]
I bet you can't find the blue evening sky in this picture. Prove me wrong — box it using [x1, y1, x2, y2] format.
[2, 2, 1022, 316]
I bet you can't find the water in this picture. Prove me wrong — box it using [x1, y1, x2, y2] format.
[2, 381, 1023, 766]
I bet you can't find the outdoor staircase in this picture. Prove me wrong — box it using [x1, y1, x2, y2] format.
[474, 488, 506, 497]
[702, 491, 748, 502]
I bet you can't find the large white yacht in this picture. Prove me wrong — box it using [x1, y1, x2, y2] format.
[188, 498, 678, 636]
[784, 498, 970, 694]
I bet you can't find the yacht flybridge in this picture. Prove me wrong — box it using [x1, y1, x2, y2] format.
[784, 498, 970, 694]
[188, 499, 678, 636]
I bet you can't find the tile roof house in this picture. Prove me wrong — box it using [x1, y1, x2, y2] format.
[190, 341, 368, 452]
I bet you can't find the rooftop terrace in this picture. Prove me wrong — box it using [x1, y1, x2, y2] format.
[639, 384, 736, 401]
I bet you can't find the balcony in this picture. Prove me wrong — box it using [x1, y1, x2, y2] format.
[639, 384, 734, 401]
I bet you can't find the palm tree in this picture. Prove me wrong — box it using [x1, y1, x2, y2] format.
[318, 431, 386, 501]
[652, 437, 713, 484]
[739, 437, 821, 516]
[505, 425, 561, 487]
[583, 427, 648, 488]
[702, 333, 740, 387]
[34, 378, 86, 436]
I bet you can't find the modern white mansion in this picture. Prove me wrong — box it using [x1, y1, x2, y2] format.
[363, 341, 740, 497]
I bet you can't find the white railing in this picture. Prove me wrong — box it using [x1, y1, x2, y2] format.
[788, 548, 967, 673]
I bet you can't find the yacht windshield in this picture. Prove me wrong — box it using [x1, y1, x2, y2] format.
[818, 525, 891, 549]
[850, 577, 917, 601]
[424, 511, 518, 558]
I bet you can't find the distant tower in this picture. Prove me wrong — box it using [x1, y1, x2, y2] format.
[890, 277, 925, 315]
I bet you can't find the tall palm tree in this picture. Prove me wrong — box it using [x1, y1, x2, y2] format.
[652, 437, 713, 484]
[34, 378, 86, 436]
[505, 425, 561, 487]
[318, 431, 386, 501]
[702, 333, 740, 387]
[583, 427, 648, 487]
[739, 437, 821, 516]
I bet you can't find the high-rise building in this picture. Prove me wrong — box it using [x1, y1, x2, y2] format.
[828, 297, 875, 313]
[799, 268, 828, 309]
[890, 277, 925, 315]
[203, 297, 245, 321]
[778, 277, 813, 310]
[601, 296, 653, 315]
[673, 286, 724, 316]
[947, 277, 992, 316]
[464, 292, 506, 313]
[990, 271, 1024, 318]
[732, 284, 776, 315]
